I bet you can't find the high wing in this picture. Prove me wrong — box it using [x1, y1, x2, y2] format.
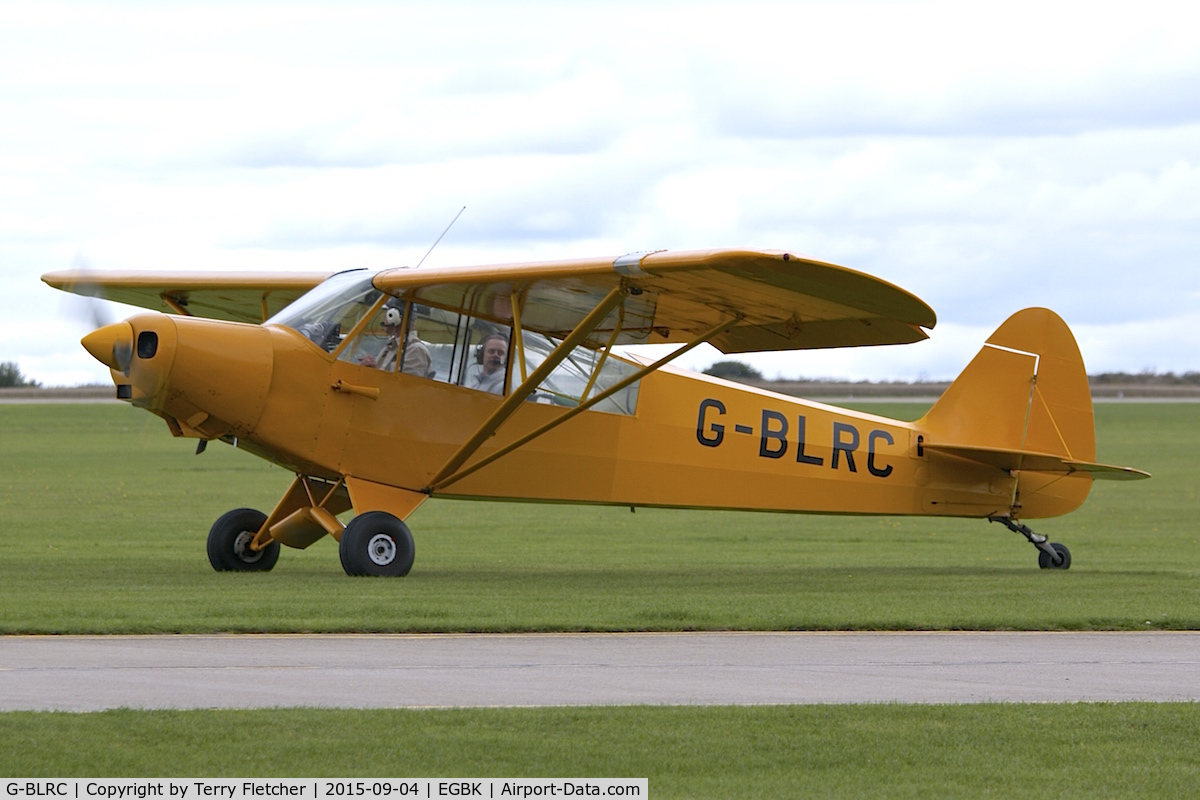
[41, 270, 336, 324]
[375, 249, 937, 353]
[924, 443, 1152, 481]
[44, 249, 936, 352]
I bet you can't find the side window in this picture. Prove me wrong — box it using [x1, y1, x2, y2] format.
[515, 331, 640, 415]
[339, 300, 397, 370]
[459, 323, 511, 395]
[338, 299, 435, 378]
[416, 307, 467, 384]
[406, 307, 511, 394]
[335, 299, 636, 412]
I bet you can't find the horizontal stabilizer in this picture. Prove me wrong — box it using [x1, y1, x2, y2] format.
[924, 443, 1151, 481]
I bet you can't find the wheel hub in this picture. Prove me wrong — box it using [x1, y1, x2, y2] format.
[367, 533, 397, 566]
[232, 530, 264, 564]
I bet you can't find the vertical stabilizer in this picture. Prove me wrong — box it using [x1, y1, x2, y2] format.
[918, 308, 1096, 517]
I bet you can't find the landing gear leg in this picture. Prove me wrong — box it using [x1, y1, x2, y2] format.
[988, 515, 1071, 570]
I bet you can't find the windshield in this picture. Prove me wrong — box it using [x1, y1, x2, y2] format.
[265, 270, 381, 352]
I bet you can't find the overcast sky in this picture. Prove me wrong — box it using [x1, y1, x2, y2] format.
[3, 0, 1198, 386]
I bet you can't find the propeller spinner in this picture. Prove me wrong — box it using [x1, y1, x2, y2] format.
[81, 321, 134, 376]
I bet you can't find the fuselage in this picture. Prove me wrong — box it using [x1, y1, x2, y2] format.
[91, 310, 1081, 522]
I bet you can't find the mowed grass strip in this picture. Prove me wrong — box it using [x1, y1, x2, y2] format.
[1, 403, 1197, 633]
[4, 704, 1200, 797]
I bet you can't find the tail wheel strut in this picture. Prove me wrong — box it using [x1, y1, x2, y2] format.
[988, 515, 1071, 570]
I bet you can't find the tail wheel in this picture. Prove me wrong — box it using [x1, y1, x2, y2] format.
[339, 511, 415, 577]
[207, 508, 280, 572]
[1038, 542, 1072, 570]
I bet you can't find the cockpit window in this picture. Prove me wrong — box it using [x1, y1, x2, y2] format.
[266, 271, 380, 353]
[415, 306, 511, 393]
[339, 298, 435, 378]
[266, 273, 636, 414]
[516, 332, 640, 414]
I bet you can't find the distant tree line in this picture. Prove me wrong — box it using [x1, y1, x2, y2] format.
[2, 357, 1196, 391]
[0, 361, 41, 388]
[702, 360, 1200, 386]
[1089, 371, 1200, 385]
[702, 360, 764, 381]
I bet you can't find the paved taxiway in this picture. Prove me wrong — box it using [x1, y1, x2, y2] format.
[3, 632, 1197, 711]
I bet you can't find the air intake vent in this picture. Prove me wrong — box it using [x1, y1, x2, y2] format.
[137, 331, 158, 359]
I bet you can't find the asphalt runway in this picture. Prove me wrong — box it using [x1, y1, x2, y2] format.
[2, 632, 1198, 711]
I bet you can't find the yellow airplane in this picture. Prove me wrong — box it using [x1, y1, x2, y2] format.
[44, 248, 1148, 576]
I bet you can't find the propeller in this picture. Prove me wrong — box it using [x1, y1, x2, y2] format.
[61, 253, 116, 329]
[61, 254, 131, 377]
[58, 255, 182, 443]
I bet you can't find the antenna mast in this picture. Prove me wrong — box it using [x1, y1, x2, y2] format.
[415, 206, 466, 269]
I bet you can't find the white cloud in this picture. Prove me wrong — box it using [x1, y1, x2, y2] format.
[2, 0, 1199, 387]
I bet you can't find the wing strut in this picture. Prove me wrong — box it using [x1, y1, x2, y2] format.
[429, 314, 739, 492]
[160, 294, 193, 317]
[424, 285, 630, 492]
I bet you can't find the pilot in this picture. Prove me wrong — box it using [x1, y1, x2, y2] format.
[359, 301, 432, 377]
[466, 332, 508, 394]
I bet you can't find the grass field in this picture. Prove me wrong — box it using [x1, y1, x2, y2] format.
[2, 401, 1198, 794]
[4, 704, 1200, 796]
[0, 402, 1196, 633]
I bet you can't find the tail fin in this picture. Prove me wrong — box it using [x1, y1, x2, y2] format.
[921, 307, 1095, 459]
[918, 308, 1099, 518]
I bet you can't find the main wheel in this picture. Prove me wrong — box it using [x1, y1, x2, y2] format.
[207, 508, 280, 572]
[339, 511, 415, 577]
[1038, 542, 1071, 570]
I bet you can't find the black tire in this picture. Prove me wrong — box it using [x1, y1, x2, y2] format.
[339, 511, 415, 577]
[207, 508, 279, 572]
[1038, 542, 1071, 570]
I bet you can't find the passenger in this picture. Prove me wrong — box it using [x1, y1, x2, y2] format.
[359, 301, 431, 376]
[400, 329, 432, 377]
[466, 332, 508, 394]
